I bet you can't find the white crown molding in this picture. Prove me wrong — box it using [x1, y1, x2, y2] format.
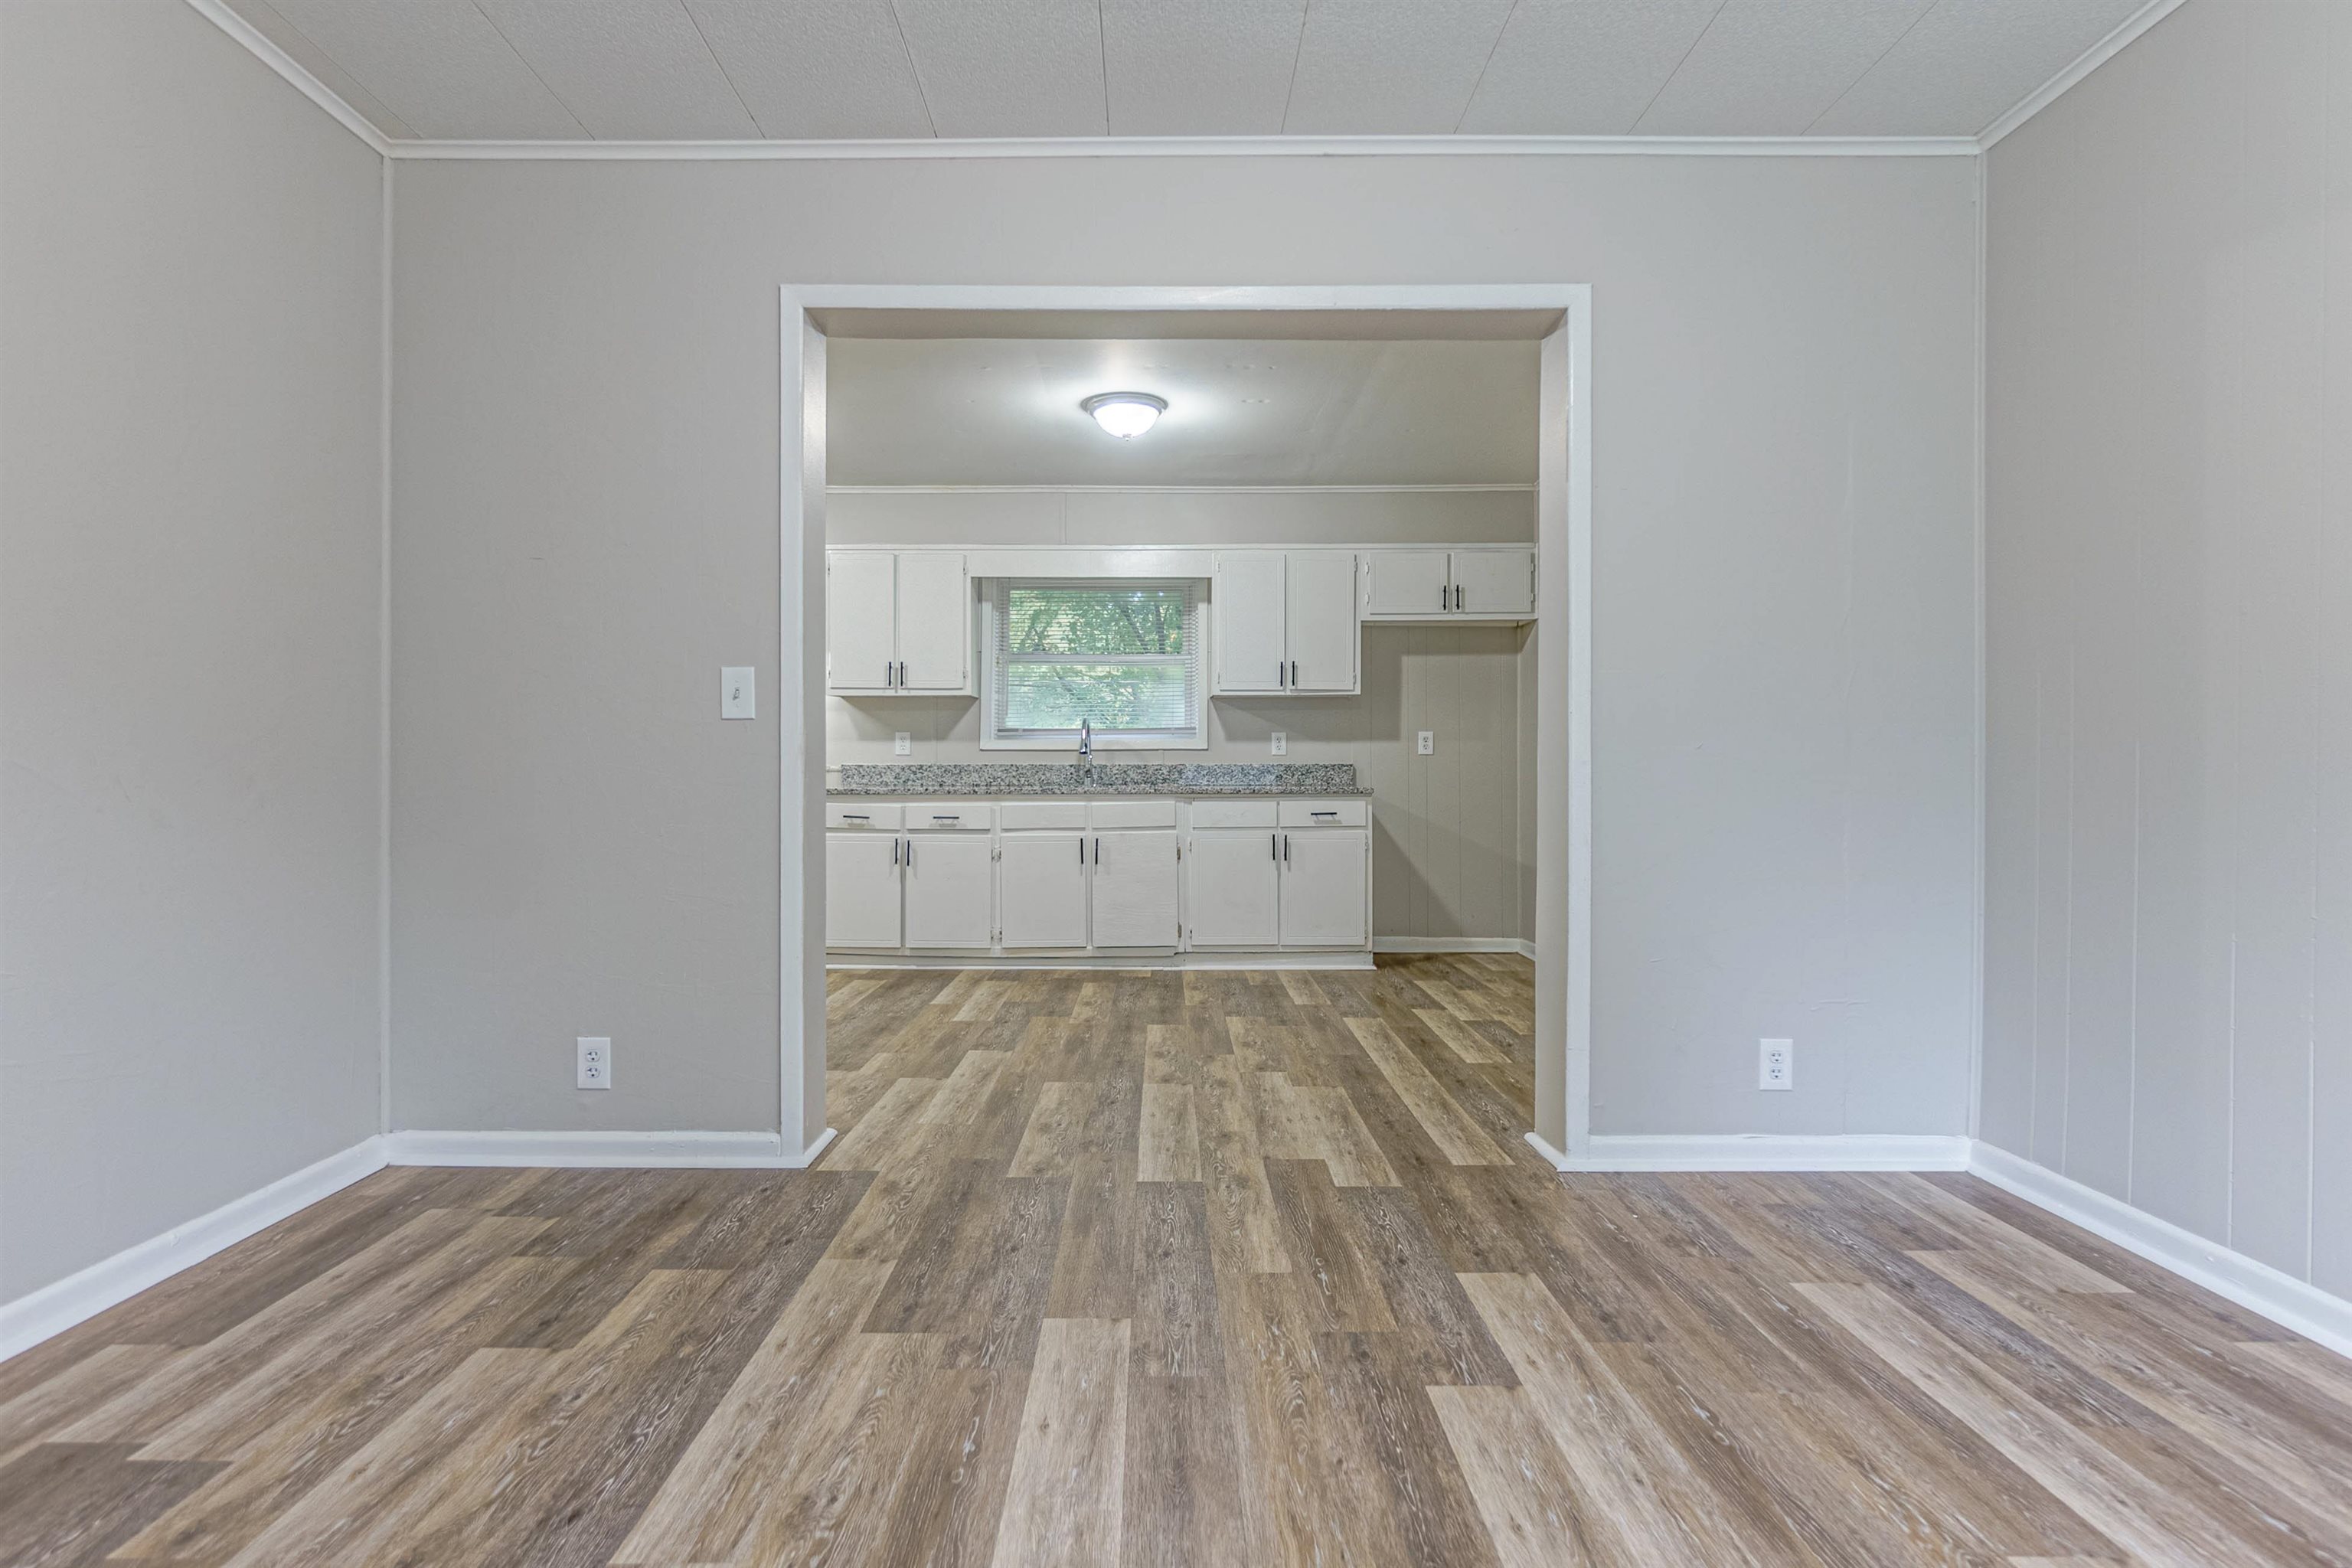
[382, 1128, 835, 1168]
[181, 0, 391, 158]
[1977, 0, 2188, 151]
[385, 134, 1980, 162]
[186, 0, 2179, 165]
[1525, 1132, 1971, 1173]
[1966, 1142, 2352, 1361]
[0, 1136, 390, 1361]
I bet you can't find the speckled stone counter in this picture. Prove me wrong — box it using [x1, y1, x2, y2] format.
[831, 762, 1369, 797]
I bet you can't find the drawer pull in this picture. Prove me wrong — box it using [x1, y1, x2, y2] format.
[1311, 810, 1338, 819]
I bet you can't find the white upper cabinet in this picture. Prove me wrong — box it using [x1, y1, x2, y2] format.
[1211, 550, 1288, 694]
[826, 550, 971, 694]
[1211, 550, 1359, 697]
[1449, 548, 1537, 617]
[1361, 547, 1535, 622]
[1363, 549, 1452, 617]
[827, 552, 900, 694]
[1284, 552, 1359, 693]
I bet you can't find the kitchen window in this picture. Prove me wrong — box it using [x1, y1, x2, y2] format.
[982, 580, 1205, 749]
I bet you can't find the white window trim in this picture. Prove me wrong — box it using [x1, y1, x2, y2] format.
[979, 578, 1208, 751]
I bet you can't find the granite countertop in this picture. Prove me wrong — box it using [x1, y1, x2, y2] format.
[831, 762, 1370, 798]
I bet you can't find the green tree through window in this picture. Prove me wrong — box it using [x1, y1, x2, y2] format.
[992, 583, 1198, 739]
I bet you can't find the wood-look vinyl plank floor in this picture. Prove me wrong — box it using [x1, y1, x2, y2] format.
[7, 956, 2350, 1565]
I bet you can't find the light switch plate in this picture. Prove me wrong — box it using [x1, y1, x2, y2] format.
[720, 667, 755, 719]
[1270, 732, 1287, 756]
[893, 732, 911, 756]
[1417, 730, 1435, 755]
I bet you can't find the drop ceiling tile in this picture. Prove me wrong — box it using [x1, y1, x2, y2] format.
[270, 0, 585, 139]
[1458, 0, 1724, 135]
[890, 0, 1107, 139]
[1101, 0, 1305, 136]
[475, 1, 756, 139]
[684, 1, 930, 139]
[1283, 0, 1516, 134]
[1811, 0, 2149, 136]
[1634, 0, 1935, 136]
[220, 0, 418, 139]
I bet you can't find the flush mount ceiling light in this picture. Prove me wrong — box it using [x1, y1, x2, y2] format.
[1080, 390, 1167, 439]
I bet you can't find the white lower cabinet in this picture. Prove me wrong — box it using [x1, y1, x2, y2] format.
[826, 831, 903, 949]
[1092, 831, 1181, 950]
[1186, 829, 1281, 948]
[1279, 830, 1370, 947]
[902, 832, 994, 949]
[825, 797, 1370, 962]
[999, 834, 1089, 949]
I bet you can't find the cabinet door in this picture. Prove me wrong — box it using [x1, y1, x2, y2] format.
[999, 835, 1089, 949]
[827, 552, 899, 692]
[894, 552, 970, 691]
[903, 832, 994, 949]
[1279, 830, 1368, 948]
[1449, 548, 1535, 618]
[1362, 550, 1452, 617]
[1284, 551, 1359, 692]
[825, 831, 902, 949]
[1090, 831, 1180, 950]
[1212, 551, 1286, 693]
[1187, 830, 1280, 947]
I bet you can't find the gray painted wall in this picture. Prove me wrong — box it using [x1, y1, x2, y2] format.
[1982, 0, 2352, 1292]
[389, 152, 1980, 1138]
[827, 488, 1535, 946]
[0, 1, 384, 1299]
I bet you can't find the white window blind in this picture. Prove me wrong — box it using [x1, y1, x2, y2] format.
[988, 580, 1202, 744]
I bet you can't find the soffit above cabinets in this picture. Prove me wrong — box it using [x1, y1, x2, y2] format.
[825, 337, 1537, 488]
[218, 0, 2158, 149]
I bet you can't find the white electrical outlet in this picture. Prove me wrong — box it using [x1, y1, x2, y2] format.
[893, 731, 911, 756]
[720, 668, 755, 720]
[1417, 730, 1435, 756]
[1759, 1038, 1792, 1091]
[577, 1037, 612, 1090]
[1270, 731, 1287, 756]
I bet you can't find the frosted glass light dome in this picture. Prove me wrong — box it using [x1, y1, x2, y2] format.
[1080, 391, 1167, 439]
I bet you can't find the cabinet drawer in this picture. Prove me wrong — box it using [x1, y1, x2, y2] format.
[908, 802, 988, 830]
[1279, 799, 1366, 828]
[1090, 799, 1177, 829]
[825, 802, 903, 829]
[1190, 799, 1278, 829]
[1001, 800, 1088, 831]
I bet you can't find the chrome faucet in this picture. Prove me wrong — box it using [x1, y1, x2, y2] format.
[1077, 717, 1093, 760]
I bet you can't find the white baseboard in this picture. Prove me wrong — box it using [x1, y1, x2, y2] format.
[1372, 937, 1536, 958]
[1967, 1141, 2352, 1360]
[383, 1128, 838, 1169]
[0, 1135, 389, 1361]
[1524, 1132, 1971, 1173]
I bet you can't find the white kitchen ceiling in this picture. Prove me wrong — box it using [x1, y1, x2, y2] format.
[825, 338, 1540, 487]
[220, 0, 2156, 145]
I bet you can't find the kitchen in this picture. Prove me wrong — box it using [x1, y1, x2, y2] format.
[818, 324, 1540, 969]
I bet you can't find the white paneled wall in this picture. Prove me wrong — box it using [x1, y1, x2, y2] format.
[1983, 0, 2352, 1295]
[825, 488, 1536, 946]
